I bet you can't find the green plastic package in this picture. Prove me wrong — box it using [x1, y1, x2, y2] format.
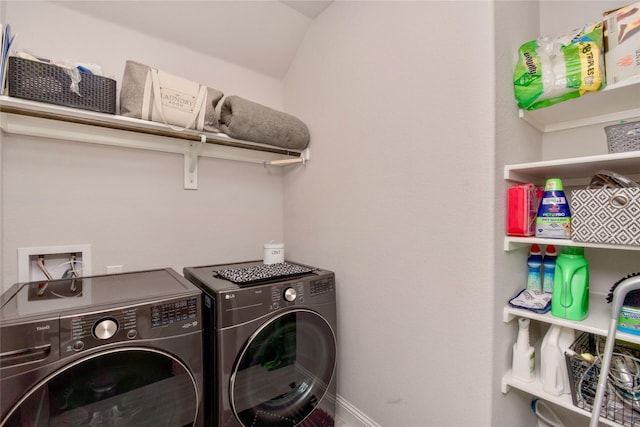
[514, 22, 605, 111]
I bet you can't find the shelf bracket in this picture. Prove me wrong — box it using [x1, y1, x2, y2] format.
[501, 377, 511, 394]
[184, 134, 206, 190]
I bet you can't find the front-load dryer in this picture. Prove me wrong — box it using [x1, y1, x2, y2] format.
[0, 268, 203, 426]
[184, 261, 337, 427]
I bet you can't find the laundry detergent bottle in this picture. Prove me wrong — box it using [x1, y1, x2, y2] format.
[551, 247, 589, 321]
[540, 325, 574, 396]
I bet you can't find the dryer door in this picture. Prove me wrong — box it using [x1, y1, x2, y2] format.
[230, 309, 336, 426]
[1, 348, 198, 427]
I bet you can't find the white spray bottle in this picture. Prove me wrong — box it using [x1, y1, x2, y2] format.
[512, 318, 535, 382]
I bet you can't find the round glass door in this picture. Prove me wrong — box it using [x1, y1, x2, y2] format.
[2, 348, 198, 427]
[230, 309, 336, 426]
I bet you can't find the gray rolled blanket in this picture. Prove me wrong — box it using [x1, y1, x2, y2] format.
[219, 96, 310, 150]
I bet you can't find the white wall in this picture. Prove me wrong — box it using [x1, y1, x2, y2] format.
[493, 1, 542, 425]
[284, 2, 496, 425]
[1, 1, 287, 290]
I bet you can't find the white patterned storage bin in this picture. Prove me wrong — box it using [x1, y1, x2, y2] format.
[570, 188, 640, 246]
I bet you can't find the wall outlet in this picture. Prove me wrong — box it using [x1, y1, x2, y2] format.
[18, 244, 92, 282]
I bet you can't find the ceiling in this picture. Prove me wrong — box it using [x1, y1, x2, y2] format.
[52, 1, 333, 78]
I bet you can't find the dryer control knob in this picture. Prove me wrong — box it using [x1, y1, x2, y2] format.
[94, 319, 118, 340]
[283, 287, 297, 302]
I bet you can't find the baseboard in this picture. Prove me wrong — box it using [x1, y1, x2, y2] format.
[335, 394, 381, 427]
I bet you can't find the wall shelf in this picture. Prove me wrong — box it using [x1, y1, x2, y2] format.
[504, 236, 640, 252]
[503, 143, 640, 425]
[503, 292, 640, 344]
[504, 151, 640, 252]
[0, 96, 309, 189]
[504, 152, 640, 187]
[519, 78, 640, 133]
[502, 294, 640, 426]
[501, 371, 620, 426]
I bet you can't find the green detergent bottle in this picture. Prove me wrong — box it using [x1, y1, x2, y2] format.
[551, 247, 589, 320]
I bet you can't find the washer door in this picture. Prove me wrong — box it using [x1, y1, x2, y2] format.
[230, 309, 336, 426]
[2, 348, 198, 427]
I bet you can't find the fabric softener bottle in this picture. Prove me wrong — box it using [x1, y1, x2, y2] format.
[551, 247, 589, 320]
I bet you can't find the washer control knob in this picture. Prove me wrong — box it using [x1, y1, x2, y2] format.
[94, 318, 118, 340]
[283, 287, 297, 302]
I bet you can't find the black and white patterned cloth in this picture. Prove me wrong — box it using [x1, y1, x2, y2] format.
[216, 262, 314, 284]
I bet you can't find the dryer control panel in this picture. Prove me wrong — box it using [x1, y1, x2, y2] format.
[216, 273, 335, 328]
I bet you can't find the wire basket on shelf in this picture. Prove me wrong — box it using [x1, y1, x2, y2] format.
[567, 332, 640, 426]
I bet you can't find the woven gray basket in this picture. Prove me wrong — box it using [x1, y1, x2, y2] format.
[604, 120, 640, 153]
[8, 57, 116, 114]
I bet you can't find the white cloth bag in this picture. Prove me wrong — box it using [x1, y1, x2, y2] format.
[120, 60, 224, 132]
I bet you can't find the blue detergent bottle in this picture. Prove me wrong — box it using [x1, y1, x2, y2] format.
[551, 247, 589, 320]
[527, 244, 543, 292]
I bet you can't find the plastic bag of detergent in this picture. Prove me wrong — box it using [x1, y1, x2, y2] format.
[513, 22, 605, 111]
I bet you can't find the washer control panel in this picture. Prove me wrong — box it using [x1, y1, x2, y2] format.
[151, 298, 198, 328]
[59, 296, 199, 355]
[61, 307, 139, 355]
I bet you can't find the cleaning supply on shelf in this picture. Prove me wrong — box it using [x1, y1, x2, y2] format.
[527, 244, 543, 292]
[542, 245, 557, 294]
[536, 178, 571, 239]
[512, 317, 535, 382]
[531, 399, 566, 427]
[606, 272, 640, 336]
[507, 183, 541, 236]
[508, 289, 551, 314]
[551, 247, 589, 321]
[540, 325, 574, 396]
[513, 21, 604, 111]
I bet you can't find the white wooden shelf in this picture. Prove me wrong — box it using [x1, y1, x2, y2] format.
[504, 236, 640, 252]
[519, 78, 640, 133]
[508, 65, 640, 427]
[504, 151, 640, 252]
[503, 294, 640, 426]
[0, 96, 309, 189]
[504, 152, 640, 187]
[503, 292, 640, 344]
[501, 370, 620, 426]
